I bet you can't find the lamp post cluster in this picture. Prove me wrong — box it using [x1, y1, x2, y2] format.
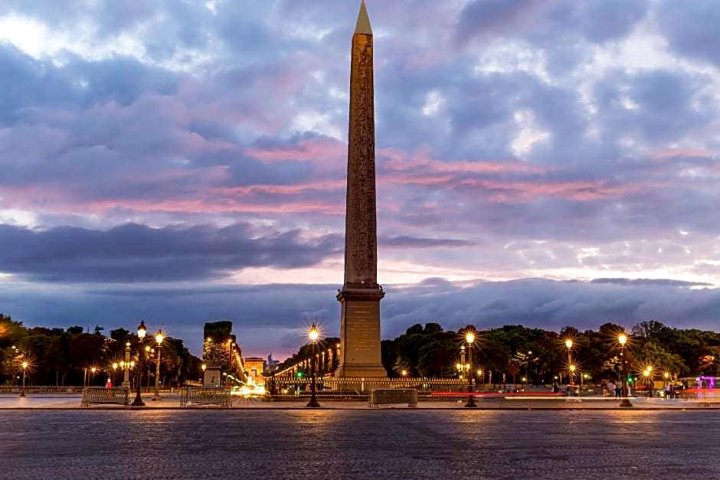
[272, 340, 340, 380]
[127, 321, 167, 407]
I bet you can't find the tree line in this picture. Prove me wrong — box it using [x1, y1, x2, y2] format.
[0, 314, 202, 387]
[380, 321, 719, 382]
[276, 320, 720, 383]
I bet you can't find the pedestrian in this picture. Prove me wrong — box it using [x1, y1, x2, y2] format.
[606, 381, 615, 397]
[105, 377, 112, 389]
[615, 383, 622, 398]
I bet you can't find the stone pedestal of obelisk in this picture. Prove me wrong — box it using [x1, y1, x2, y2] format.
[335, 1, 387, 378]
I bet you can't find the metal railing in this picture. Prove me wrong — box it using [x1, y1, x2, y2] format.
[180, 387, 232, 408]
[369, 388, 418, 408]
[0, 386, 85, 394]
[272, 377, 466, 394]
[81, 387, 130, 407]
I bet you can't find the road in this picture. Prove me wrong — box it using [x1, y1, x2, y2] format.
[1, 409, 718, 479]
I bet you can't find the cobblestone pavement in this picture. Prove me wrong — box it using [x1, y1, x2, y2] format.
[1, 410, 719, 479]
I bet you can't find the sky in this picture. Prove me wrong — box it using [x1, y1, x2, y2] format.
[1, 0, 719, 358]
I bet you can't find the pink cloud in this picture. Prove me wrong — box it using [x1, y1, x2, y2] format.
[652, 148, 716, 160]
[245, 136, 346, 168]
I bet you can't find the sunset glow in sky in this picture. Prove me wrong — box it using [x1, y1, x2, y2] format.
[1, 0, 719, 356]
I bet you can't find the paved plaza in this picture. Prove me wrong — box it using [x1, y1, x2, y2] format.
[1, 392, 718, 410]
[1, 409, 719, 479]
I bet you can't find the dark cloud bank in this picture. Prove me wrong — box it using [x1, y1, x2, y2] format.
[3, 278, 719, 356]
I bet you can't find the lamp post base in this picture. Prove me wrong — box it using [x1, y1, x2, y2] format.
[306, 397, 321, 408]
[19, 391, 26, 398]
[619, 398, 633, 408]
[465, 395, 477, 408]
[132, 391, 145, 407]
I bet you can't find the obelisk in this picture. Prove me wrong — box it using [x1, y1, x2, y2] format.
[335, 1, 387, 378]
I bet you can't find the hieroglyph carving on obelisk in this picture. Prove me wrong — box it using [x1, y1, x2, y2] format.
[335, 0, 387, 378]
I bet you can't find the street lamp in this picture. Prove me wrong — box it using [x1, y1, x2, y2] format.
[465, 330, 477, 408]
[643, 366, 653, 398]
[565, 339, 574, 391]
[152, 331, 164, 401]
[131, 320, 147, 407]
[122, 342, 131, 387]
[20, 361, 28, 397]
[306, 323, 321, 408]
[618, 333, 632, 407]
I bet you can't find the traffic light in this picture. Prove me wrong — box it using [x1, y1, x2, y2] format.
[296, 371, 304, 378]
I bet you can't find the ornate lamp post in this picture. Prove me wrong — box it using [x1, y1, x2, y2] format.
[569, 364, 576, 395]
[618, 333, 632, 408]
[122, 342, 131, 387]
[152, 331, 164, 401]
[465, 330, 477, 408]
[565, 339, 574, 392]
[643, 366, 653, 398]
[306, 323, 321, 408]
[20, 361, 28, 397]
[131, 320, 147, 407]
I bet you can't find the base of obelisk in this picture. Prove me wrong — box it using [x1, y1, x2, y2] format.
[335, 287, 387, 378]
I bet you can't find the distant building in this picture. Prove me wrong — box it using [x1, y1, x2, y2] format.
[244, 357, 266, 386]
[202, 321, 246, 384]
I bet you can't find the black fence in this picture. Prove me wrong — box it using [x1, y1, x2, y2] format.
[81, 387, 130, 407]
[180, 387, 232, 408]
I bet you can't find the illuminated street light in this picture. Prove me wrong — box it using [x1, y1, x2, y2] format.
[565, 338, 575, 393]
[617, 332, 632, 408]
[132, 320, 147, 407]
[152, 331, 165, 401]
[643, 366, 654, 398]
[306, 323, 321, 408]
[20, 361, 28, 397]
[122, 342, 131, 387]
[464, 329, 477, 408]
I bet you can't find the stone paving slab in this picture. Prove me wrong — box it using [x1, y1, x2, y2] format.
[1, 409, 719, 479]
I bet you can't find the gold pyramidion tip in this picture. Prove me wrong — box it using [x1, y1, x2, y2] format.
[355, 0, 372, 35]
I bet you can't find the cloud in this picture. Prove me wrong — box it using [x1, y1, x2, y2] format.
[0, 223, 343, 282]
[657, 0, 720, 67]
[0, 0, 720, 356]
[4, 277, 720, 356]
